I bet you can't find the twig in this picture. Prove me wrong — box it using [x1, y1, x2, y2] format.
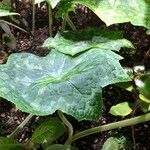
[8, 114, 33, 139]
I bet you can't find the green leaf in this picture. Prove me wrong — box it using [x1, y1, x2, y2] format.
[0, 29, 131, 120]
[34, 0, 45, 4]
[136, 75, 150, 99]
[34, 0, 60, 8]
[0, 9, 19, 17]
[0, 137, 26, 150]
[31, 118, 65, 144]
[140, 101, 150, 113]
[46, 144, 78, 150]
[47, 0, 61, 8]
[102, 137, 119, 150]
[139, 94, 150, 103]
[2, 33, 16, 49]
[109, 102, 132, 117]
[102, 136, 131, 150]
[71, 0, 150, 29]
[56, 0, 75, 18]
[42, 28, 133, 56]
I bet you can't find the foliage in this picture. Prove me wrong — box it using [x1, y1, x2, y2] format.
[0, 0, 150, 149]
[109, 102, 132, 117]
[0, 137, 26, 150]
[31, 118, 65, 144]
[0, 28, 132, 120]
[102, 136, 131, 150]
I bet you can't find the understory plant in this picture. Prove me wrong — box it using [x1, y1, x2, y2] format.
[0, 1, 27, 50]
[0, 0, 150, 149]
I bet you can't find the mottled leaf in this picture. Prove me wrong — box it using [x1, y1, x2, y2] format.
[31, 118, 65, 144]
[42, 28, 133, 56]
[0, 44, 130, 120]
[109, 102, 132, 117]
[0, 137, 26, 150]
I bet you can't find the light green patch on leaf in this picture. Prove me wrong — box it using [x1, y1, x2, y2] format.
[46, 144, 78, 150]
[0, 9, 19, 17]
[0, 137, 26, 150]
[109, 102, 132, 117]
[31, 118, 65, 144]
[42, 28, 134, 56]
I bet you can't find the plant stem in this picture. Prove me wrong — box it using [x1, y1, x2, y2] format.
[72, 112, 150, 141]
[48, 4, 53, 37]
[62, 19, 67, 32]
[32, 0, 35, 33]
[8, 114, 33, 139]
[58, 110, 73, 145]
[0, 20, 28, 33]
[65, 15, 77, 31]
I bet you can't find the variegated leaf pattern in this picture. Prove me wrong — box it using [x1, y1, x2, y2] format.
[0, 47, 130, 120]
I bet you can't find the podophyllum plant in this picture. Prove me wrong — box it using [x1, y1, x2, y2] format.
[0, 0, 150, 149]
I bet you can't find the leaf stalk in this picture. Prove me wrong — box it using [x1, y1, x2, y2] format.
[72, 112, 150, 142]
[48, 4, 53, 37]
[58, 110, 73, 146]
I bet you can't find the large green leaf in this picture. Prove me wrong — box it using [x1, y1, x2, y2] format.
[0, 9, 19, 17]
[0, 29, 131, 121]
[42, 28, 133, 56]
[59, 0, 150, 29]
[0, 137, 26, 150]
[31, 118, 65, 144]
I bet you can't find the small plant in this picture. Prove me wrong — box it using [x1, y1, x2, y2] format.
[0, 0, 150, 149]
[0, 2, 26, 50]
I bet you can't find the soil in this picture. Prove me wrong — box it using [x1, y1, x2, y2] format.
[0, 2, 150, 150]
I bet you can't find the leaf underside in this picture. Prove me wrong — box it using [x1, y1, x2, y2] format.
[0, 29, 131, 121]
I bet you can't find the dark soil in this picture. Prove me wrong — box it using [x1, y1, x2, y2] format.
[0, 3, 150, 150]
